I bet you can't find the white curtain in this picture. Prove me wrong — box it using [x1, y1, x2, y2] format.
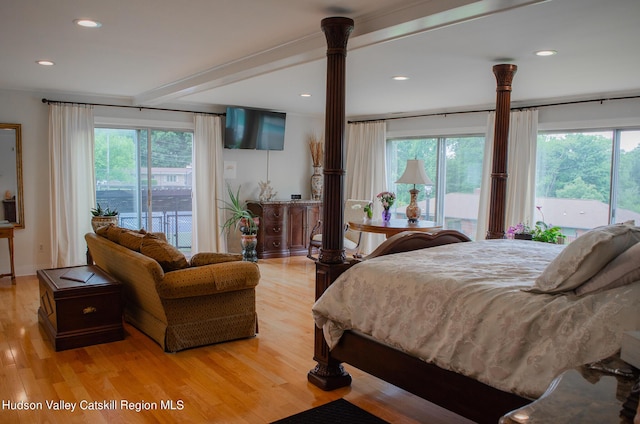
[505, 109, 539, 230]
[192, 114, 226, 252]
[49, 104, 96, 267]
[345, 121, 387, 253]
[476, 109, 539, 239]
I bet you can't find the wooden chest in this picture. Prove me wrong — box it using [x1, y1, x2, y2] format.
[37, 266, 123, 351]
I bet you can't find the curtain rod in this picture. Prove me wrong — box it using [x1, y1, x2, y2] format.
[41, 98, 224, 116]
[348, 94, 640, 124]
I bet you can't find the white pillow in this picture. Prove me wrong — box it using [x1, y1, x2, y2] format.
[575, 242, 640, 296]
[530, 223, 640, 293]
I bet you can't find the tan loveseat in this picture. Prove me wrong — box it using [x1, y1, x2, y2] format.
[85, 227, 260, 352]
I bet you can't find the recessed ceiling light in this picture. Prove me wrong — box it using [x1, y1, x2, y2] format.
[36, 60, 55, 66]
[535, 50, 557, 57]
[74, 19, 102, 28]
[300, 93, 312, 97]
[392, 76, 409, 81]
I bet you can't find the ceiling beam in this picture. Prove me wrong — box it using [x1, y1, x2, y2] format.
[133, 0, 546, 106]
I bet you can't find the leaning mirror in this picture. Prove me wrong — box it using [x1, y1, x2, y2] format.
[0, 124, 24, 229]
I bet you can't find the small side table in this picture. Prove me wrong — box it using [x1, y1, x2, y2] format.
[0, 224, 15, 282]
[500, 358, 638, 423]
[348, 219, 441, 238]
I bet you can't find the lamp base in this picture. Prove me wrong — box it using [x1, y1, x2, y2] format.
[405, 188, 421, 222]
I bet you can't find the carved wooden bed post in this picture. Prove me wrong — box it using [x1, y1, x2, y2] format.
[308, 16, 355, 390]
[486, 64, 517, 239]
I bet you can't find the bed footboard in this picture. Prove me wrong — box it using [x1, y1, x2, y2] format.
[332, 331, 530, 424]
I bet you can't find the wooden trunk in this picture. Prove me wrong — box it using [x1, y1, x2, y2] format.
[38, 266, 124, 351]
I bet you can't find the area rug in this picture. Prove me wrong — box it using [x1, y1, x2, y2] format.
[271, 398, 389, 424]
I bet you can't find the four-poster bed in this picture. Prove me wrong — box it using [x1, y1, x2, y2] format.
[307, 16, 640, 424]
[307, 16, 527, 423]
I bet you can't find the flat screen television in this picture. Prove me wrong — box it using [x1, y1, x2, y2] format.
[224, 106, 286, 150]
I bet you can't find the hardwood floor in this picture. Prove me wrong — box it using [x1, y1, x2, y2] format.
[0, 257, 474, 424]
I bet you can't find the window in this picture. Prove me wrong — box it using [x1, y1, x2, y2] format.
[535, 129, 640, 242]
[387, 135, 485, 239]
[616, 130, 640, 222]
[94, 128, 193, 253]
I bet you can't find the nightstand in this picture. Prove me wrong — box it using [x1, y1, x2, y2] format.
[500, 357, 638, 423]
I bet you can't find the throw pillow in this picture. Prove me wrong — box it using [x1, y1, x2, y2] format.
[95, 224, 111, 238]
[118, 229, 146, 251]
[140, 233, 189, 272]
[96, 224, 123, 243]
[575, 242, 640, 296]
[530, 223, 640, 293]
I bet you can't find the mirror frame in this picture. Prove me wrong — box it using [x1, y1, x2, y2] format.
[0, 123, 24, 229]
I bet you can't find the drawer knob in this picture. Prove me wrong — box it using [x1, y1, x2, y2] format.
[83, 306, 97, 314]
[273, 227, 281, 233]
[273, 241, 281, 247]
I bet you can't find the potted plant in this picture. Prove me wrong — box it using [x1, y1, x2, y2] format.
[507, 222, 533, 240]
[90, 203, 119, 232]
[221, 185, 259, 262]
[532, 221, 565, 244]
[531, 207, 565, 244]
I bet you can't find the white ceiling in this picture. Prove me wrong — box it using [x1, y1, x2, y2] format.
[2, 0, 639, 119]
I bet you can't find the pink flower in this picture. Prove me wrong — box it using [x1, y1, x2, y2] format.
[376, 191, 396, 210]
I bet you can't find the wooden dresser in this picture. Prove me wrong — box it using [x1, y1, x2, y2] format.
[247, 200, 321, 259]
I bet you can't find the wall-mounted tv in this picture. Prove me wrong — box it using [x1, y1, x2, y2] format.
[224, 106, 286, 150]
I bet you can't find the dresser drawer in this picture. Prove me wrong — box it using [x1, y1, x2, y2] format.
[263, 204, 286, 222]
[53, 292, 122, 333]
[264, 221, 285, 237]
[264, 236, 286, 251]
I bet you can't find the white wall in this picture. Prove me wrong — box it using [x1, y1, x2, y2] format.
[0, 88, 324, 276]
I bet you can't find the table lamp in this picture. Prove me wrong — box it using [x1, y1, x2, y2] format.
[395, 159, 432, 222]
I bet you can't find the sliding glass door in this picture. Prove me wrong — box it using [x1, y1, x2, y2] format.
[94, 127, 193, 253]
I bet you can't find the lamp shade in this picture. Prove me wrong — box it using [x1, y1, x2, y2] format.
[395, 159, 432, 185]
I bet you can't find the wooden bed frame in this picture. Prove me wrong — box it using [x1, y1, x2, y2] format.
[307, 17, 530, 424]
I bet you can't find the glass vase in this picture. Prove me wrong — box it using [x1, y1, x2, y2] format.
[382, 208, 391, 222]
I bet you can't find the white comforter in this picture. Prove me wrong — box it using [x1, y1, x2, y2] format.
[312, 239, 640, 398]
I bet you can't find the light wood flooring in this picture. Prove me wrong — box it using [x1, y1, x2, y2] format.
[0, 256, 474, 423]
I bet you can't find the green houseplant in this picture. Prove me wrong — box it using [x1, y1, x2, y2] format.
[532, 221, 565, 244]
[532, 206, 565, 244]
[221, 185, 259, 262]
[508, 207, 565, 244]
[90, 203, 119, 232]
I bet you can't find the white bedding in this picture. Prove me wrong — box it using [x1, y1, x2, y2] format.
[311, 239, 640, 398]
